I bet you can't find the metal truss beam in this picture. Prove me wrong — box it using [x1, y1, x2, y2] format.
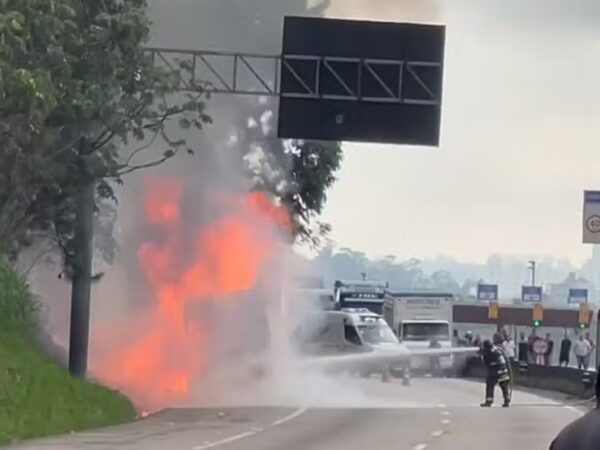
[145, 47, 442, 106]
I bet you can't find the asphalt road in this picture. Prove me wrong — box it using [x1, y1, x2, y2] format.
[9, 378, 584, 450]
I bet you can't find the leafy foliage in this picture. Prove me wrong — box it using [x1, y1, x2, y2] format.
[0, 0, 210, 268]
[0, 256, 135, 443]
[232, 98, 342, 247]
[0, 253, 37, 332]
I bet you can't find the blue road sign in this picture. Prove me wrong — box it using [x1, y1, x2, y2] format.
[568, 288, 588, 304]
[522, 286, 542, 303]
[477, 284, 498, 301]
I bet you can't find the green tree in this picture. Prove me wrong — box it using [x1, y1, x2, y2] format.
[0, 0, 210, 376]
[1, 0, 209, 262]
[235, 99, 342, 246]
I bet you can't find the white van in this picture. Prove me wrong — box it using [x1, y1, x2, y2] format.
[292, 308, 410, 376]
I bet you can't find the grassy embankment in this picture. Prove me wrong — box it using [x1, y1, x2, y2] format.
[0, 256, 136, 444]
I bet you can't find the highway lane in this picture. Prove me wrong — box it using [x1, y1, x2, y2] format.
[9, 378, 583, 450]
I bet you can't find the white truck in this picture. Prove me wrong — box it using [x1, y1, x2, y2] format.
[382, 291, 455, 371]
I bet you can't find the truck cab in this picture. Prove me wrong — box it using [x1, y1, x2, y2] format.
[333, 279, 388, 314]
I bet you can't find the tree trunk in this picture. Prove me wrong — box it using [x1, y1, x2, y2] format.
[68, 177, 95, 378]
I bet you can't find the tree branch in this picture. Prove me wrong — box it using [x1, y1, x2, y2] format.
[91, 102, 148, 151]
[115, 148, 179, 177]
[21, 246, 57, 277]
[123, 128, 160, 166]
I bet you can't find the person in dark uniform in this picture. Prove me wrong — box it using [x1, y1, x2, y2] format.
[549, 368, 600, 449]
[558, 331, 572, 367]
[480, 339, 511, 407]
[518, 332, 529, 364]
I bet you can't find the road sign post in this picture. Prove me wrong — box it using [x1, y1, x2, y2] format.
[583, 191, 600, 244]
[596, 309, 600, 372]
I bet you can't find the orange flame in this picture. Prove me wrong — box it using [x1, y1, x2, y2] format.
[92, 178, 289, 410]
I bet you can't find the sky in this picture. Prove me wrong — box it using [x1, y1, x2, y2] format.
[317, 0, 600, 265]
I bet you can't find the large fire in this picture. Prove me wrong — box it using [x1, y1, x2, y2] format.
[92, 178, 290, 409]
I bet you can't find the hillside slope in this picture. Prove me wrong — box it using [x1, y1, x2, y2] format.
[0, 257, 136, 444]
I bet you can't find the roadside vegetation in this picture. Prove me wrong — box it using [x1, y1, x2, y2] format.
[0, 256, 136, 444]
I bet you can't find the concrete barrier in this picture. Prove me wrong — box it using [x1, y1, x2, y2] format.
[463, 358, 597, 399]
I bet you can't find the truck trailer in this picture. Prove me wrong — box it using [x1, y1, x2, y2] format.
[382, 290, 454, 371]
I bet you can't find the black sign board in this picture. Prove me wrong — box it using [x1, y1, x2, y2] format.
[278, 16, 445, 146]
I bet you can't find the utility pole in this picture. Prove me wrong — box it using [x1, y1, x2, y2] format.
[528, 260, 536, 286]
[68, 138, 95, 378]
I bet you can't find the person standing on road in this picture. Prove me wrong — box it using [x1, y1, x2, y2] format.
[480, 339, 511, 408]
[559, 332, 572, 367]
[429, 338, 442, 376]
[473, 333, 483, 349]
[464, 331, 473, 346]
[548, 366, 600, 449]
[503, 337, 516, 362]
[544, 333, 554, 366]
[573, 335, 591, 370]
[518, 332, 529, 364]
[452, 329, 461, 347]
[585, 332, 596, 369]
[528, 331, 537, 364]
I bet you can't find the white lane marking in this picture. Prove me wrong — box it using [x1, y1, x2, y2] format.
[193, 431, 256, 449]
[413, 444, 428, 450]
[564, 406, 585, 416]
[440, 411, 450, 416]
[269, 408, 308, 427]
[437, 403, 447, 408]
[193, 408, 307, 450]
[441, 419, 451, 425]
[431, 430, 444, 437]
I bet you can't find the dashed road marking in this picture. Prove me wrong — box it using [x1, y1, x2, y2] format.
[193, 408, 307, 450]
[193, 431, 256, 449]
[431, 430, 444, 438]
[441, 419, 451, 425]
[441, 411, 450, 416]
[270, 408, 308, 427]
[413, 444, 427, 450]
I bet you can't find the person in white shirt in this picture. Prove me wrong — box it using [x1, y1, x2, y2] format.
[573, 335, 592, 370]
[502, 338, 516, 361]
